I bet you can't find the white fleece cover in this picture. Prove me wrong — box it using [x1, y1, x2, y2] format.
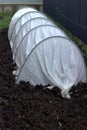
[8, 7, 87, 98]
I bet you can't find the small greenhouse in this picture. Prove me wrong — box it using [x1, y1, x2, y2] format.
[8, 7, 87, 98]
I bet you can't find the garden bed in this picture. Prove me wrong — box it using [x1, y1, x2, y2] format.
[0, 29, 87, 130]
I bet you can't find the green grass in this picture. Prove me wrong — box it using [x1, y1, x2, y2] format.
[0, 12, 13, 30]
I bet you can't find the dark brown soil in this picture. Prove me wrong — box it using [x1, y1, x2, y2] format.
[0, 29, 87, 130]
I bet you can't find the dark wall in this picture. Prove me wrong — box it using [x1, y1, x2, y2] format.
[43, 0, 87, 44]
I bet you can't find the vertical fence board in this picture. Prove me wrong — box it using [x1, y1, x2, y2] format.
[43, 0, 87, 44]
[57, 0, 69, 16]
[68, 0, 81, 23]
[80, 0, 87, 26]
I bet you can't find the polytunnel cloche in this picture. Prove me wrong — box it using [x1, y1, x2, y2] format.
[8, 7, 87, 98]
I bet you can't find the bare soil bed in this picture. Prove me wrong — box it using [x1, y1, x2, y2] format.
[0, 29, 87, 130]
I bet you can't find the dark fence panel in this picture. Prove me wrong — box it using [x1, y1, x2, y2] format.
[43, 0, 87, 44]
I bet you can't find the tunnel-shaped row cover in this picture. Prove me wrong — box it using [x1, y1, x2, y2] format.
[8, 7, 87, 98]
